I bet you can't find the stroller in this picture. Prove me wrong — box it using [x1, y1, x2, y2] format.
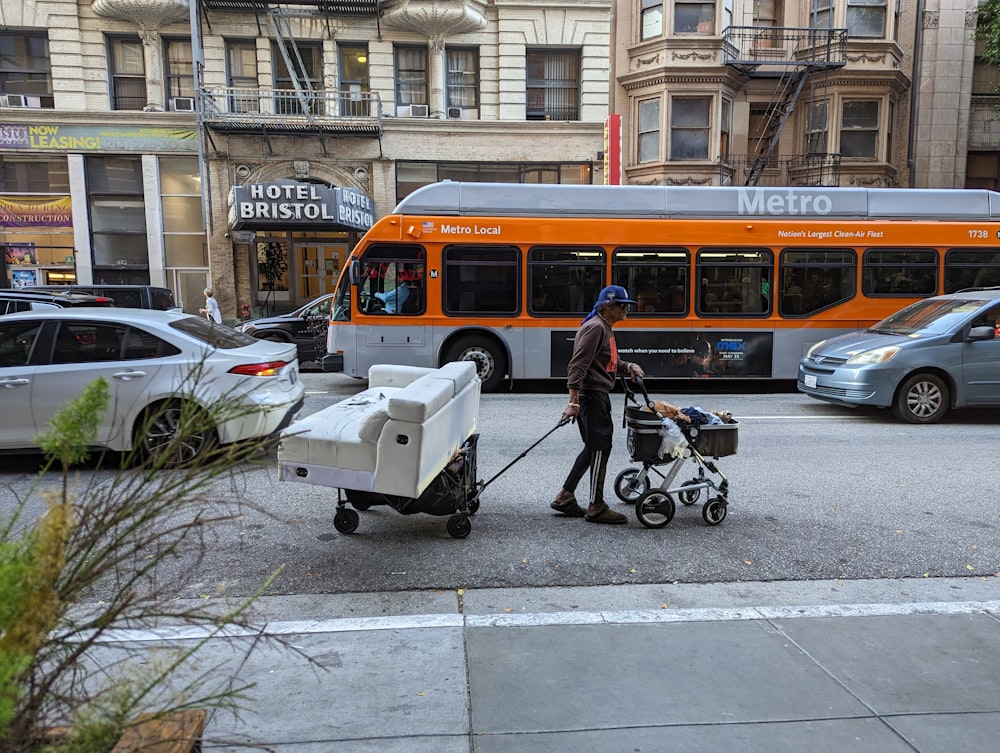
[614, 378, 738, 528]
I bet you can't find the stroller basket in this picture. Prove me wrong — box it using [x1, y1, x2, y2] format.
[625, 405, 739, 461]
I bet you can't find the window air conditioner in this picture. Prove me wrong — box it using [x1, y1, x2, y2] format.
[170, 96, 196, 112]
[408, 103, 429, 117]
[1, 94, 27, 107]
[447, 106, 462, 119]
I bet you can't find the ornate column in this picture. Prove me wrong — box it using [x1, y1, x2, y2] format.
[380, 1, 488, 118]
[92, 0, 190, 111]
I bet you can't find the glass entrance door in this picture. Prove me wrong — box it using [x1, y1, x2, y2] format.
[296, 243, 345, 304]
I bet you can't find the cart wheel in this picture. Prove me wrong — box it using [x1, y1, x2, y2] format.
[614, 468, 649, 503]
[350, 500, 371, 511]
[447, 514, 472, 539]
[334, 508, 360, 534]
[467, 497, 481, 515]
[702, 497, 728, 526]
[635, 490, 675, 529]
[678, 479, 701, 506]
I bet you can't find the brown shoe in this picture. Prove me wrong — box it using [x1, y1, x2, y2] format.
[585, 503, 628, 524]
[550, 493, 585, 517]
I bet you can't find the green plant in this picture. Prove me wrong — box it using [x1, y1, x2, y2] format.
[257, 242, 288, 317]
[0, 376, 298, 752]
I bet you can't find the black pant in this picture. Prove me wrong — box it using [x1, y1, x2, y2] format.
[562, 390, 613, 507]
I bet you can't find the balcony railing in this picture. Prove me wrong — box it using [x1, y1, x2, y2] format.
[719, 153, 842, 187]
[200, 87, 382, 136]
[723, 26, 847, 73]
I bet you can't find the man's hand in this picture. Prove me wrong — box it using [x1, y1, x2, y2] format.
[628, 362, 645, 380]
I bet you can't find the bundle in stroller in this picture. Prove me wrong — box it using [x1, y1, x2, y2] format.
[614, 378, 738, 528]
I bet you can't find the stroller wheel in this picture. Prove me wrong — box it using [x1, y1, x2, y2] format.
[702, 497, 728, 526]
[334, 508, 360, 534]
[614, 467, 650, 503]
[467, 497, 481, 515]
[635, 490, 675, 529]
[678, 479, 701, 506]
[447, 514, 472, 539]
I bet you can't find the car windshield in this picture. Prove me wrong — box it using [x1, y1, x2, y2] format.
[171, 315, 260, 348]
[294, 296, 332, 318]
[869, 297, 992, 336]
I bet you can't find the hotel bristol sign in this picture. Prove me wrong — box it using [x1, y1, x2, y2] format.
[228, 179, 374, 231]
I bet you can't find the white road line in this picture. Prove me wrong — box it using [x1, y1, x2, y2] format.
[93, 600, 1000, 643]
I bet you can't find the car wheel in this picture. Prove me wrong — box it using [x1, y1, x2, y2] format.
[891, 373, 949, 424]
[443, 336, 507, 392]
[134, 400, 218, 467]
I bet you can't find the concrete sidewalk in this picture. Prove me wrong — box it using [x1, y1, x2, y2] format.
[96, 577, 1000, 752]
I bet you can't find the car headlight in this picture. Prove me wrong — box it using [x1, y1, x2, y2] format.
[846, 345, 900, 365]
[806, 340, 828, 359]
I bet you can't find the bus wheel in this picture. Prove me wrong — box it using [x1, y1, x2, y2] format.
[445, 336, 506, 392]
[891, 373, 949, 424]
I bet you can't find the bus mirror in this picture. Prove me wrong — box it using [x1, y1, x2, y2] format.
[349, 259, 361, 285]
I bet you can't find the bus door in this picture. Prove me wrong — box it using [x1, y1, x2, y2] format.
[358, 246, 427, 361]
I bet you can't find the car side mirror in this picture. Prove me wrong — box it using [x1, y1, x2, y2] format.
[967, 325, 996, 341]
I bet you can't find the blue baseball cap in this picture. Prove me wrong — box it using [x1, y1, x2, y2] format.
[596, 285, 637, 306]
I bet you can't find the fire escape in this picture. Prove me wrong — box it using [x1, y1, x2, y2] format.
[194, 1, 383, 155]
[723, 25, 847, 186]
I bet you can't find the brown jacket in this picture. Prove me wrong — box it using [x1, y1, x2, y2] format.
[566, 316, 632, 392]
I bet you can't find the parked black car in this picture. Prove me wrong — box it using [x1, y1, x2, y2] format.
[1, 289, 115, 315]
[235, 294, 332, 365]
[27, 285, 178, 311]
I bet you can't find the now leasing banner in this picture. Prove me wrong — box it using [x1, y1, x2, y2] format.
[0, 124, 197, 152]
[0, 196, 72, 227]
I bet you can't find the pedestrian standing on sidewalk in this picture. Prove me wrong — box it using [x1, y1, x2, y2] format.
[551, 285, 645, 524]
[200, 288, 222, 324]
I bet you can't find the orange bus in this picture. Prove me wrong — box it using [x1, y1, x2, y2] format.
[323, 182, 1000, 391]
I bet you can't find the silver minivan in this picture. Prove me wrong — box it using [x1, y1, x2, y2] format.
[798, 289, 1000, 423]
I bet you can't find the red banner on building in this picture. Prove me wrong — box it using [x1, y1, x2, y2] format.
[603, 114, 621, 185]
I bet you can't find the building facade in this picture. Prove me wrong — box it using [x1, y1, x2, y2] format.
[609, 0, 999, 192]
[0, 0, 612, 317]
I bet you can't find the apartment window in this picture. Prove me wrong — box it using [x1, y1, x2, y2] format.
[164, 38, 193, 103]
[0, 157, 69, 192]
[339, 44, 370, 116]
[109, 37, 146, 111]
[526, 50, 580, 121]
[675, 0, 716, 34]
[840, 99, 879, 159]
[0, 31, 53, 106]
[272, 41, 322, 115]
[395, 46, 428, 108]
[447, 48, 479, 111]
[638, 99, 661, 163]
[226, 40, 259, 113]
[670, 96, 710, 160]
[753, 0, 779, 26]
[86, 157, 150, 281]
[160, 157, 206, 268]
[806, 99, 828, 153]
[847, 0, 885, 38]
[641, 0, 664, 40]
[885, 99, 894, 163]
[812, 0, 833, 28]
[720, 98, 732, 159]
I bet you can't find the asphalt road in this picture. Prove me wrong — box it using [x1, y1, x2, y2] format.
[2, 371, 998, 599]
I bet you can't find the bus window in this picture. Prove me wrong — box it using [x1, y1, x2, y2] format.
[779, 248, 856, 316]
[696, 248, 772, 316]
[332, 269, 351, 322]
[944, 248, 1000, 292]
[358, 244, 425, 315]
[527, 246, 605, 315]
[611, 248, 688, 315]
[862, 248, 937, 296]
[443, 245, 520, 315]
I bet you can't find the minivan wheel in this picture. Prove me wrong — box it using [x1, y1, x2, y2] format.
[891, 373, 949, 424]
